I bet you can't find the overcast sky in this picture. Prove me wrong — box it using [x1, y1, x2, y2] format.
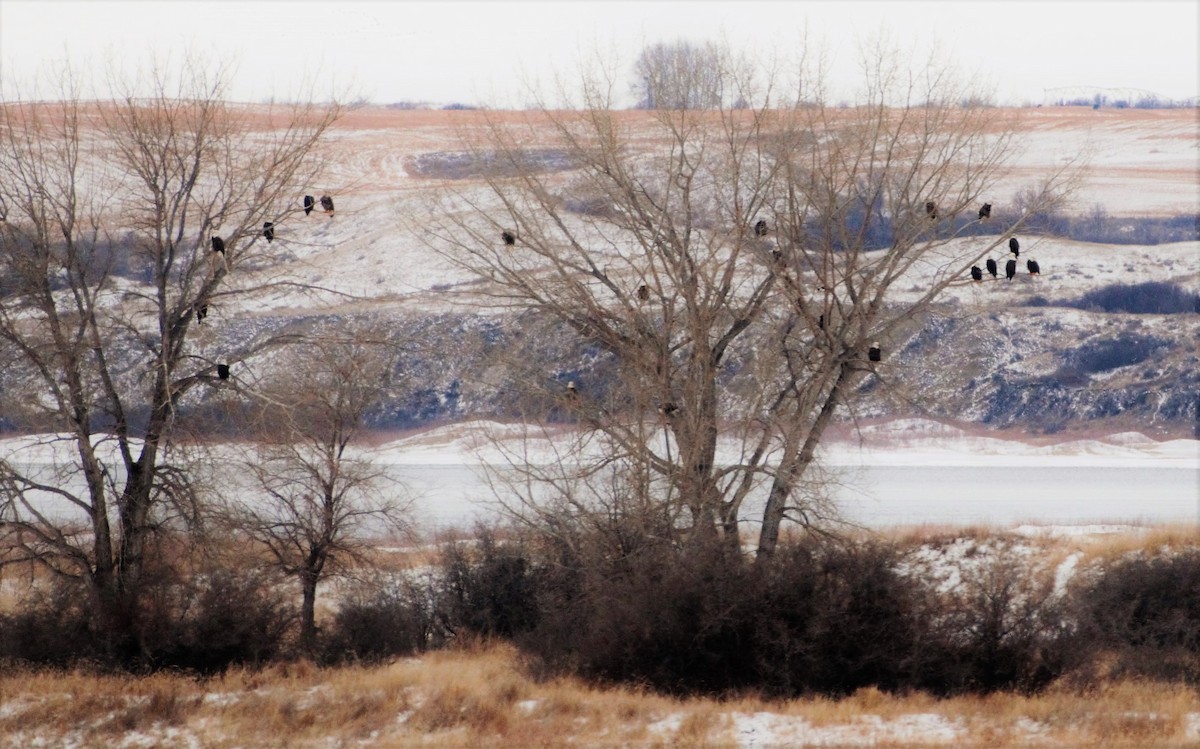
[2, 1, 1197, 106]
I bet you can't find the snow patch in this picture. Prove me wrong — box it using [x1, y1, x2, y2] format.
[731, 711, 964, 747]
[516, 699, 540, 715]
[1184, 712, 1200, 741]
[647, 711, 685, 737]
[1053, 551, 1084, 597]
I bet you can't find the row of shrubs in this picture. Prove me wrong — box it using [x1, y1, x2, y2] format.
[1026, 281, 1200, 315]
[6, 526, 1196, 697]
[405, 530, 1200, 696]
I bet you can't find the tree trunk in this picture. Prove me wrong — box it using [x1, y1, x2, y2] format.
[756, 362, 854, 560]
[92, 574, 139, 662]
[678, 357, 724, 546]
[300, 570, 319, 653]
[117, 450, 157, 597]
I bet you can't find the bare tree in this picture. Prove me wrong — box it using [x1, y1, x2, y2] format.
[425, 41, 1078, 557]
[0, 60, 341, 655]
[231, 332, 412, 653]
[632, 40, 728, 110]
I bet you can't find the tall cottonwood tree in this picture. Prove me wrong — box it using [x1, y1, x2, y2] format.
[427, 41, 1078, 557]
[0, 60, 341, 655]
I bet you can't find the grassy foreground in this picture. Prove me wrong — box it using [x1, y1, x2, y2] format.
[2, 641, 1197, 748]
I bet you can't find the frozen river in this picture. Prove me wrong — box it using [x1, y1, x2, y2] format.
[396, 462, 1199, 531]
[5, 422, 1197, 534]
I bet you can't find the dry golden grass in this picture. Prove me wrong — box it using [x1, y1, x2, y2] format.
[2, 642, 1197, 748]
[1067, 523, 1200, 561]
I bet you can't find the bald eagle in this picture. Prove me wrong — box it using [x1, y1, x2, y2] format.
[501, 230, 516, 246]
[217, 363, 230, 380]
[979, 202, 992, 220]
[1006, 258, 1017, 281]
[1027, 259, 1041, 275]
[925, 201, 938, 220]
[211, 236, 225, 254]
[637, 284, 650, 302]
[1009, 236, 1020, 257]
[754, 219, 768, 237]
[320, 195, 335, 215]
[971, 266, 983, 282]
[868, 342, 881, 362]
[303, 195, 315, 215]
[263, 222, 274, 243]
[986, 258, 998, 278]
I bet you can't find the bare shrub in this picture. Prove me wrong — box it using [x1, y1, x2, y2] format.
[911, 542, 1078, 694]
[140, 569, 295, 673]
[437, 529, 540, 640]
[1069, 335, 1169, 374]
[753, 539, 922, 696]
[325, 575, 441, 663]
[515, 531, 927, 697]
[532, 538, 759, 695]
[1073, 549, 1200, 683]
[0, 580, 100, 667]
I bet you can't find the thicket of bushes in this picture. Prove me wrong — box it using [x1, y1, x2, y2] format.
[1069, 281, 1200, 315]
[0, 568, 295, 672]
[2, 528, 1196, 696]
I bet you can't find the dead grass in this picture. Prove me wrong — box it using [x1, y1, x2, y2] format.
[1, 642, 1197, 748]
[1069, 523, 1200, 561]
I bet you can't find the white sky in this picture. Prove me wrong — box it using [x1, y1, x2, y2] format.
[2, 1, 1197, 106]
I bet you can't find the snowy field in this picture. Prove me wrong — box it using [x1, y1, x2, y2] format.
[221, 107, 1199, 318]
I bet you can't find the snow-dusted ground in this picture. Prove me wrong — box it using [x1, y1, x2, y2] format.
[222, 107, 1199, 319]
[729, 710, 965, 747]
